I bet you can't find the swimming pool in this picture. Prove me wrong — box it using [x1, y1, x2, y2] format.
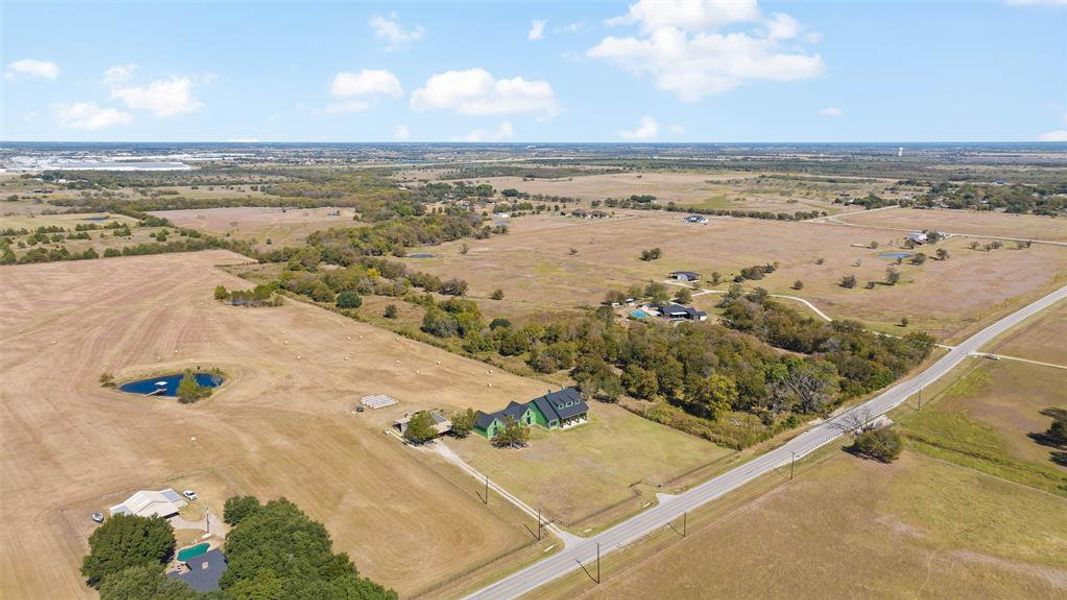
[177, 542, 210, 562]
[119, 372, 223, 396]
[630, 309, 650, 319]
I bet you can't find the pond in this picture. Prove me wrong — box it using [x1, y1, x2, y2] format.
[119, 372, 223, 397]
[406, 252, 436, 259]
[878, 251, 913, 260]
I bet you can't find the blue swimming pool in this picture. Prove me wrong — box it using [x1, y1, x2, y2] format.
[630, 309, 650, 319]
[119, 372, 223, 396]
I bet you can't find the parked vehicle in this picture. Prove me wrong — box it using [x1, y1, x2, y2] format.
[90, 512, 104, 523]
[182, 489, 198, 501]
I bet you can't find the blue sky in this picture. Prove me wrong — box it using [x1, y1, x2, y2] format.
[2, 1, 1066, 142]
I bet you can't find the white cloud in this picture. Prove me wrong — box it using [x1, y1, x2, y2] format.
[669, 124, 686, 135]
[111, 77, 202, 117]
[102, 64, 136, 86]
[411, 68, 559, 117]
[620, 116, 659, 140]
[766, 13, 799, 40]
[608, 0, 760, 31]
[5, 58, 60, 80]
[556, 21, 589, 34]
[331, 69, 403, 101]
[1038, 130, 1067, 141]
[528, 19, 547, 40]
[370, 13, 424, 49]
[456, 121, 514, 142]
[394, 124, 411, 140]
[819, 106, 843, 117]
[591, 1, 824, 101]
[56, 102, 133, 130]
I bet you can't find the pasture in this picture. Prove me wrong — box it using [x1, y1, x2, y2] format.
[0, 251, 565, 599]
[831, 206, 1067, 243]
[535, 450, 1067, 600]
[986, 298, 1067, 365]
[399, 210, 1067, 341]
[445, 171, 900, 216]
[149, 206, 360, 249]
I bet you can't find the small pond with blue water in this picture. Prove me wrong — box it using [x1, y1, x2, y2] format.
[119, 372, 223, 396]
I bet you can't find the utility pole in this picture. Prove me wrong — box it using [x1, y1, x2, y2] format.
[790, 451, 796, 480]
[683, 510, 687, 537]
[484, 475, 489, 505]
[537, 508, 542, 541]
[918, 384, 923, 410]
[596, 542, 601, 584]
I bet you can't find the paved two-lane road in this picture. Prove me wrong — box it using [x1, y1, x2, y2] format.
[466, 283, 1067, 600]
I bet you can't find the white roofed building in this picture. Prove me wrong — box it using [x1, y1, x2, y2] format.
[110, 488, 186, 519]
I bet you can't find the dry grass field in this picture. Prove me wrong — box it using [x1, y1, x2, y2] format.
[446, 404, 733, 533]
[447, 171, 894, 215]
[536, 450, 1067, 600]
[832, 207, 1067, 243]
[0, 208, 138, 231]
[897, 360, 1067, 493]
[400, 211, 1067, 341]
[986, 299, 1067, 365]
[149, 206, 360, 250]
[0, 251, 574, 599]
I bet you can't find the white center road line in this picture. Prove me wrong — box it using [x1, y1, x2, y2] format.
[465, 284, 1067, 600]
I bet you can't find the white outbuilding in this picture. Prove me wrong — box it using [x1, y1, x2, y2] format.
[110, 488, 186, 519]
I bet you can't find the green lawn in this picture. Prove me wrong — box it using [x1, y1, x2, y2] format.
[448, 402, 733, 533]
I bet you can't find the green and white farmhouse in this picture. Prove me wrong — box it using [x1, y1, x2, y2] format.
[474, 387, 589, 439]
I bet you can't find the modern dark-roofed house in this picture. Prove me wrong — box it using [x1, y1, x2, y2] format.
[474, 388, 589, 439]
[656, 302, 708, 322]
[669, 270, 701, 282]
[168, 549, 227, 592]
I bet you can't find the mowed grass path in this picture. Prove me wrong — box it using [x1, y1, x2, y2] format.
[448, 403, 732, 532]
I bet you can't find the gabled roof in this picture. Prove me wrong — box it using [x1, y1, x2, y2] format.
[110, 488, 186, 518]
[670, 271, 701, 278]
[530, 387, 588, 421]
[475, 401, 528, 430]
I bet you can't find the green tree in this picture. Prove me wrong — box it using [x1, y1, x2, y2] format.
[335, 291, 362, 309]
[220, 498, 395, 598]
[936, 248, 950, 260]
[622, 364, 659, 399]
[176, 370, 209, 404]
[403, 411, 436, 444]
[214, 285, 230, 301]
[489, 288, 505, 301]
[223, 495, 262, 526]
[674, 287, 692, 303]
[849, 427, 903, 462]
[383, 304, 398, 319]
[450, 408, 478, 438]
[98, 564, 198, 600]
[81, 514, 175, 588]
[885, 267, 902, 285]
[792, 280, 804, 290]
[492, 416, 530, 448]
[839, 275, 857, 289]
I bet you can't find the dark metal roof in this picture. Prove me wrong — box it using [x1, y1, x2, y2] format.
[167, 549, 227, 592]
[474, 410, 496, 430]
[670, 271, 701, 278]
[530, 387, 588, 421]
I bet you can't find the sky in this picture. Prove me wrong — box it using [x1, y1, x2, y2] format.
[2, 0, 1066, 143]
